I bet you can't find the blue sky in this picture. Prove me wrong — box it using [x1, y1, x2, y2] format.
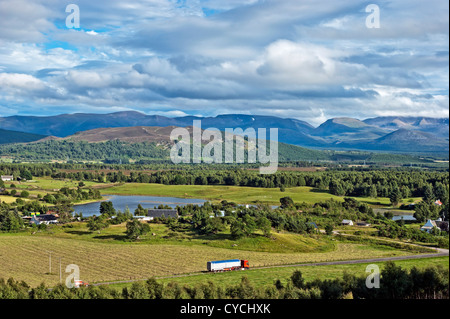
[0, 0, 448, 126]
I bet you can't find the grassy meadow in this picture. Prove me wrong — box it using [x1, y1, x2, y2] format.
[139, 256, 450, 290]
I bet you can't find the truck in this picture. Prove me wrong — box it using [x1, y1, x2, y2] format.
[74, 280, 89, 288]
[207, 259, 250, 272]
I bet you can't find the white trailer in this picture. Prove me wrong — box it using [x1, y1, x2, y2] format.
[207, 259, 242, 272]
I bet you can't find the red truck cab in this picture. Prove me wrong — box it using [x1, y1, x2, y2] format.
[241, 260, 250, 269]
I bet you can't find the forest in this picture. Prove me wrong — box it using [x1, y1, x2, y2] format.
[0, 139, 444, 167]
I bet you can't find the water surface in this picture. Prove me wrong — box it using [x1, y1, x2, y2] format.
[73, 195, 206, 217]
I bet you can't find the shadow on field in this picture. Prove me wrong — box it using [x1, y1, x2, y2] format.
[309, 188, 332, 194]
[92, 234, 128, 241]
[191, 233, 232, 241]
[65, 230, 92, 236]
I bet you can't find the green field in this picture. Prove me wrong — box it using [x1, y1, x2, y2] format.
[1, 177, 421, 208]
[0, 177, 106, 204]
[140, 256, 450, 290]
[99, 183, 413, 207]
[0, 195, 18, 204]
[12, 177, 101, 191]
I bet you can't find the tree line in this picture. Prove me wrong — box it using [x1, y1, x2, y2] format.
[0, 261, 447, 299]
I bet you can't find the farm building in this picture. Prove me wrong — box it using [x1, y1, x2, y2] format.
[435, 200, 443, 206]
[30, 214, 58, 225]
[1, 175, 13, 182]
[134, 216, 152, 221]
[147, 209, 178, 219]
[341, 219, 354, 226]
[421, 219, 449, 233]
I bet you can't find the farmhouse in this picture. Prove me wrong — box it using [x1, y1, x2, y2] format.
[147, 209, 178, 220]
[31, 214, 58, 225]
[1, 175, 13, 182]
[341, 219, 354, 226]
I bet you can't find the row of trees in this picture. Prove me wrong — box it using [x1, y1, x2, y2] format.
[0, 140, 169, 162]
[1, 262, 447, 299]
[0, 204, 23, 232]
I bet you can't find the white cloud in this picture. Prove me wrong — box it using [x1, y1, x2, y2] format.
[0, 73, 46, 91]
[0, 0, 446, 123]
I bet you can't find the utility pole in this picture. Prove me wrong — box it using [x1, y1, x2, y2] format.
[47, 251, 53, 275]
[59, 257, 62, 284]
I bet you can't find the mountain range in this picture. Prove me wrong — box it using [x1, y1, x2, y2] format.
[0, 111, 448, 154]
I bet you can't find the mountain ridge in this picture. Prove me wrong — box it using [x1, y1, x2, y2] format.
[0, 111, 448, 153]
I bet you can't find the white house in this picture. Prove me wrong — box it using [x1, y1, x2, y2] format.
[341, 219, 354, 226]
[1, 175, 13, 182]
[31, 214, 58, 225]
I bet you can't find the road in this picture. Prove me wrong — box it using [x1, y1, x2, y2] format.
[92, 249, 449, 287]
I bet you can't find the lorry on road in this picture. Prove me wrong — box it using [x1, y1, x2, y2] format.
[207, 259, 250, 272]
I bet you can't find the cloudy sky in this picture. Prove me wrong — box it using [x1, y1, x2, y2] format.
[0, 0, 448, 126]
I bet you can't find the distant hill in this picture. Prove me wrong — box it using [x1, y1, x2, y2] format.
[1, 124, 330, 163]
[364, 116, 449, 139]
[0, 128, 46, 145]
[312, 117, 388, 141]
[0, 111, 448, 154]
[334, 128, 449, 153]
[1, 124, 444, 165]
[41, 125, 330, 162]
[0, 111, 314, 137]
[374, 128, 449, 152]
[60, 126, 181, 144]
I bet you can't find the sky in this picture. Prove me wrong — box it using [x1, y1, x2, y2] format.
[0, 0, 448, 126]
